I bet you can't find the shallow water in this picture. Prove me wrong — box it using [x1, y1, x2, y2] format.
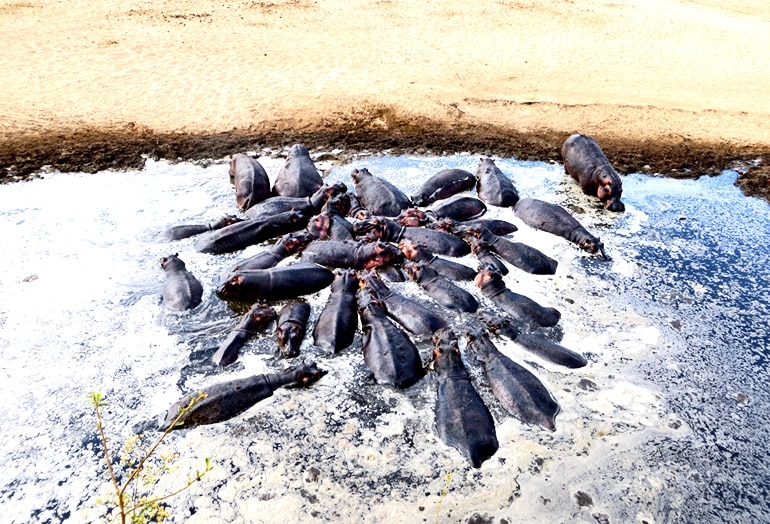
[0, 152, 768, 523]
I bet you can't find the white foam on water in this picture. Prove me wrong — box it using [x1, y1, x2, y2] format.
[1, 155, 768, 523]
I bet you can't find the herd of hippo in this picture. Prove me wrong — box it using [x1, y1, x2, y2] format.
[158, 134, 625, 468]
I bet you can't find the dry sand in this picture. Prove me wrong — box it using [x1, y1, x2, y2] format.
[1, 0, 769, 198]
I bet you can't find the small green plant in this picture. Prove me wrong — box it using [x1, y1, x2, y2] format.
[435, 471, 453, 524]
[90, 391, 213, 524]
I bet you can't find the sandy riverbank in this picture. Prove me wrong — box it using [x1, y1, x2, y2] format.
[1, 0, 768, 198]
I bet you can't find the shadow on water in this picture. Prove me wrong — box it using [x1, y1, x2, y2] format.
[0, 154, 768, 523]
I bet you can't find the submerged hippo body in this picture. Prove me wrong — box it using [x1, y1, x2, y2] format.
[160, 363, 327, 430]
[357, 288, 425, 389]
[404, 262, 479, 313]
[229, 154, 271, 211]
[465, 329, 560, 431]
[225, 231, 314, 277]
[476, 158, 519, 207]
[272, 144, 324, 198]
[514, 197, 607, 259]
[466, 236, 509, 275]
[313, 270, 359, 352]
[458, 225, 557, 275]
[514, 333, 588, 369]
[301, 239, 403, 270]
[216, 262, 334, 303]
[160, 254, 203, 311]
[561, 134, 625, 212]
[245, 183, 347, 221]
[360, 271, 447, 337]
[411, 168, 476, 207]
[194, 211, 308, 255]
[350, 168, 411, 217]
[433, 328, 499, 468]
[276, 301, 311, 358]
[474, 268, 561, 328]
[164, 215, 244, 241]
[212, 303, 277, 367]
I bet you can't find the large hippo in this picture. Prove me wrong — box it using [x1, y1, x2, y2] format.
[224, 231, 314, 277]
[404, 261, 479, 313]
[411, 168, 476, 207]
[514, 197, 608, 259]
[160, 254, 203, 311]
[429, 217, 518, 237]
[350, 168, 411, 217]
[163, 215, 244, 241]
[561, 134, 625, 212]
[465, 328, 560, 431]
[159, 362, 327, 430]
[229, 153, 271, 211]
[474, 267, 561, 328]
[475, 158, 519, 207]
[457, 224, 557, 275]
[432, 328, 499, 468]
[212, 303, 277, 367]
[359, 271, 447, 337]
[194, 210, 308, 255]
[301, 239, 403, 270]
[353, 217, 471, 258]
[245, 183, 347, 221]
[272, 144, 325, 198]
[357, 287, 425, 389]
[276, 301, 311, 358]
[313, 270, 359, 352]
[216, 262, 334, 303]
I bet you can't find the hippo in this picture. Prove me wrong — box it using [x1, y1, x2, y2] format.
[159, 362, 327, 430]
[353, 217, 471, 258]
[398, 239, 476, 281]
[359, 271, 447, 337]
[350, 168, 411, 217]
[160, 254, 203, 311]
[465, 328, 560, 431]
[429, 217, 518, 237]
[404, 261, 479, 313]
[276, 301, 311, 358]
[216, 262, 334, 303]
[432, 328, 499, 468]
[245, 183, 347, 221]
[477, 310, 587, 368]
[272, 144, 324, 198]
[394, 207, 431, 228]
[194, 210, 308, 255]
[466, 235, 509, 276]
[357, 287, 425, 389]
[411, 168, 476, 207]
[474, 267, 561, 328]
[229, 153, 271, 211]
[301, 239, 403, 270]
[306, 211, 354, 241]
[346, 193, 372, 220]
[163, 215, 245, 241]
[212, 303, 277, 367]
[475, 158, 519, 207]
[514, 197, 608, 259]
[457, 224, 557, 275]
[313, 270, 359, 352]
[426, 196, 487, 222]
[225, 231, 314, 277]
[561, 134, 625, 212]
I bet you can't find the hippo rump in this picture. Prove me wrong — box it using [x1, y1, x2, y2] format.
[561, 134, 625, 212]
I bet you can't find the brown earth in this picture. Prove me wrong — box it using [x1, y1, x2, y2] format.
[1, 0, 769, 201]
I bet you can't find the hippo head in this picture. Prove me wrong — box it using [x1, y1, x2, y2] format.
[396, 208, 429, 228]
[397, 239, 421, 261]
[473, 265, 503, 290]
[428, 218, 457, 233]
[211, 215, 243, 230]
[248, 303, 278, 329]
[579, 236, 609, 261]
[307, 213, 332, 239]
[356, 285, 382, 312]
[477, 157, 497, 176]
[287, 143, 310, 160]
[282, 231, 315, 255]
[351, 217, 381, 237]
[160, 253, 185, 272]
[596, 172, 625, 212]
[350, 168, 373, 186]
[431, 328, 463, 371]
[362, 242, 403, 269]
[323, 193, 352, 216]
[216, 274, 244, 301]
[277, 324, 303, 358]
[288, 362, 328, 388]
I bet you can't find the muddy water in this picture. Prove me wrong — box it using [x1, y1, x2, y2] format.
[0, 152, 768, 523]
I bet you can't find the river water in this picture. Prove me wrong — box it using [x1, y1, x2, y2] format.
[0, 151, 768, 523]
